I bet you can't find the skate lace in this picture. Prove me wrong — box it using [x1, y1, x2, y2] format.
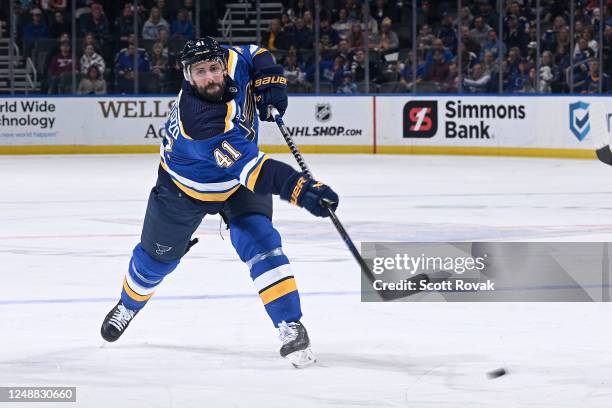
[108, 304, 135, 331]
[278, 321, 298, 345]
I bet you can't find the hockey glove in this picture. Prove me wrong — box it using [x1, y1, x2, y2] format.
[253, 68, 288, 122]
[280, 173, 339, 218]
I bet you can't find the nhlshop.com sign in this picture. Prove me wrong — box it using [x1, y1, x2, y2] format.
[258, 97, 372, 146]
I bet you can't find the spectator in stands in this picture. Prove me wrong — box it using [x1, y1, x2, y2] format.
[506, 46, 522, 75]
[288, 0, 310, 20]
[47, 41, 76, 94]
[574, 27, 598, 58]
[78, 3, 110, 46]
[458, 6, 473, 29]
[336, 70, 358, 94]
[114, 3, 134, 49]
[298, 9, 311, 30]
[156, 0, 174, 21]
[554, 44, 571, 73]
[348, 23, 364, 50]
[508, 59, 530, 92]
[603, 24, 612, 74]
[480, 30, 506, 60]
[335, 38, 354, 64]
[332, 8, 354, 40]
[283, 50, 306, 85]
[115, 43, 150, 93]
[170, 8, 195, 41]
[503, 15, 528, 54]
[24, 8, 49, 42]
[360, 3, 379, 42]
[477, 0, 498, 30]
[286, 17, 313, 49]
[78, 65, 107, 94]
[574, 37, 596, 60]
[345, 0, 360, 21]
[504, 1, 528, 30]
[80, 44, 106, 75]
[150, 42, 168, 79]
[463, 63, 492, 93]
[142, 6, 170, 41]
[520, 67, 538, 93]
[374, 17, 398, 51]
[423, 50, 450, 84]
[417, 24, 435, 56]
[350, 48, 382, 83]
[437, 12, 458, 54]
[157, 28, 171, 57]
[50, 0, 67, 12]
[439, 62, 459, 93]
[400, 51, 417, 90]
[575, 59, 610, 93]
[83, 32, 101, 53]
[262, 18, 288, 50]
[425, 39, 454, 68]
[371, 0, 393, 26]
[481, 51, 498, 76]
[470, 16, 492, 48]
[182, 0, 195, 22]
[540, 50, 560, 91]
[319, 14, 340, 50]
[555, 28, 571, 54]
[280, 13, 292, 29]
[542, 16, 568, 52]
[49, 11, 70, 38]
[330, 55, 348, 90]
[461, 25, 481, 57]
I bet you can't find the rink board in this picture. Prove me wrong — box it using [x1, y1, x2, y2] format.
[0, 95, 609, 158]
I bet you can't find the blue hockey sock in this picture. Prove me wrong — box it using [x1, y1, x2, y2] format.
[121, 244, 179, 310]
[230, 214, 302, 326]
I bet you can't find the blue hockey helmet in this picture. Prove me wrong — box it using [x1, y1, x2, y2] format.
[179, 37, 226, 81]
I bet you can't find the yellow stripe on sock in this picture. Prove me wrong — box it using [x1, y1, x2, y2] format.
[123, 278, 154, 302]
[259, 278, 297, 305]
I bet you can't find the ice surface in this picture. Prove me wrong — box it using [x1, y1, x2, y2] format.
[1, 153, 612, 407]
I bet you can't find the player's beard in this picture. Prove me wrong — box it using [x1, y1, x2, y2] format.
[195, 77, 226, 102]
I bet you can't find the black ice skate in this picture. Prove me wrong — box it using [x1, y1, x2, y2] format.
[279, 321, 316, 368]
[101, 300, 139, 342]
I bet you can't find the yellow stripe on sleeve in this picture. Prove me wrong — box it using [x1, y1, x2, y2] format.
[123, 278, 154, 302]
[246, 155, 269, 192]
[259, 277, 298, 305]
[224, 101, 235, 132]
[227, 49, 236, 78]
[254, 47, 268, 56]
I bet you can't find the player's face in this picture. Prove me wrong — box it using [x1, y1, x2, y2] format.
[190, 60, 226, 101]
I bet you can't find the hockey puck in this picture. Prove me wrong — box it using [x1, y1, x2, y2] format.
[487, 368, 507, 379]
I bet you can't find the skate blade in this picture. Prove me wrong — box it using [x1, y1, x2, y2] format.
[285, 347, 316, 369]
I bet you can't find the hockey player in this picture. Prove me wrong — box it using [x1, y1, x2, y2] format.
[100, 37, 339, 368]
[592, 103, 612, 166]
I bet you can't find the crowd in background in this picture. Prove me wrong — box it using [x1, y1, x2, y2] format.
[270, 0, 612, 94]
[5, 0, 612, 94]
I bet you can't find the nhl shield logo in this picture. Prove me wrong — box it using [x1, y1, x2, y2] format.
[569, 101, 590, 141]
[315, 103, 331, 122]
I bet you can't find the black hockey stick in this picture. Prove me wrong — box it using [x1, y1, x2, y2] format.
[269, 107, 429, 301]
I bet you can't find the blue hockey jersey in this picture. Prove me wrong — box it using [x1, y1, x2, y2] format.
[160, 44, 277, 202]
